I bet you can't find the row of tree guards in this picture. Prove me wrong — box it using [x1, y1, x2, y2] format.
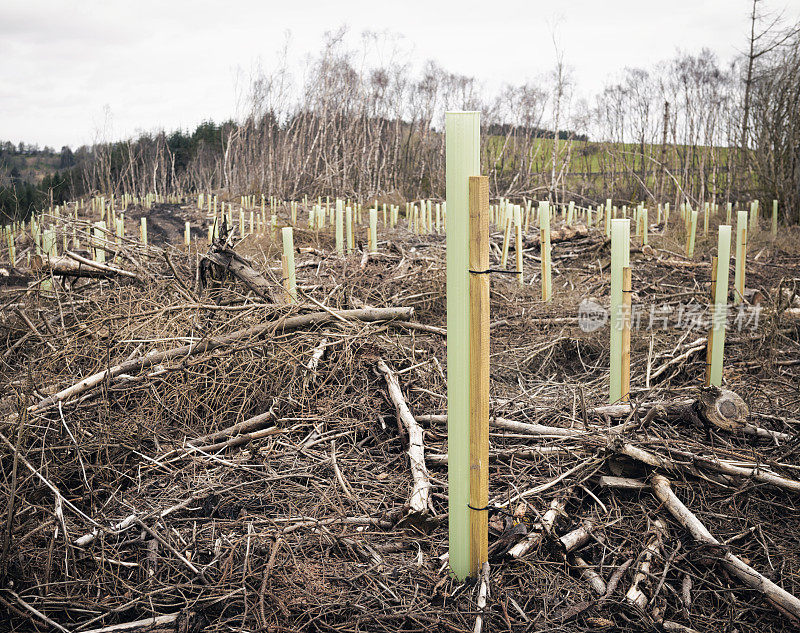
[442, 111, 748, 580]
[0, 123, 774, 583]
[4, 191, 773, 302]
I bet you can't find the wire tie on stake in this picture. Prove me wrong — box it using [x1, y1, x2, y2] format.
[469, 269, 520, 275]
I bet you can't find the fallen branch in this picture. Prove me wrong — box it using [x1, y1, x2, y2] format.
[521, 224, 589, 247]
[508, 496, 567, 559]
[31, 252, 141, 282]
[652, 474, 800, 622]
[625, 518, 666, 609]
[571, 555, 607, 595]
[75, 495, 200, 547]
[78, 614, 179, 633]
[416, 414, 586, 438]
[28, 307, 414, 413]
[560, 520, 596, 554]
[201, 247, 278, 301]
[473, 561, 491, 633]
[377, 358, 431, 517]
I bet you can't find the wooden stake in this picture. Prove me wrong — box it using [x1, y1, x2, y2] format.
[500, 213, 512, 268]
[369, 208, 378, 254]
[468, 175, 489, 577]
[345, 207, 353, 254]
[621, 267, 631, 402]
[282, 227, 297, 303]
[734, 211, 747, 304]
[335, 200, 344, 256]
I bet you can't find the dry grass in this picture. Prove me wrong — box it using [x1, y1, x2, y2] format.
[1, 201, 799, 632]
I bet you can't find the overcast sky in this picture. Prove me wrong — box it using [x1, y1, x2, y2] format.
[1, 0, 797, 149]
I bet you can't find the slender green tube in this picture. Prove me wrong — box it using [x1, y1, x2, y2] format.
[709, 225, 731, 386]
[540, 201, 552, 302]
[282, 227, 296, 303]
[335, 200, 344, 256]
[42, 228, 56, 258]
[369, 208, 378, 254]
[500, 214, 512, 268]
[7, 229, 15, 264]
[514, 205, 523, 285]
[772, 199, 778, 239]
[94, 221, 106, 263]
[734, 210, 747, 304]
[686, 210, 698, 258]
[642, 209, 648, 246]
[345, 207, 353, 253]
[609, 219, 630, 404]
[446, 111, 480, 581]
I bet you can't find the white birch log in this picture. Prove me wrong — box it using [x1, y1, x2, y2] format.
[652, 474, 800, 621]
[377, 358, 431, 516]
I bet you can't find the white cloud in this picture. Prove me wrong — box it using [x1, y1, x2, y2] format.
[0, 0, 794, 148]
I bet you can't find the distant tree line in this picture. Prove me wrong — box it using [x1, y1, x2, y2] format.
[0, 141, 75, 222]
[4, 3, 798, 222]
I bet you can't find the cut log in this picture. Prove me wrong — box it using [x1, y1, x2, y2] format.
[377, 358, 431, 517]
[520, 224, 589, 247]
[590, 388, 749, 433]
[696, 388, 749, 432]
[571, 555, 607, 595]
[201, 247, 278, 301]
[596, 475, 649, 490]
[560, 520, 595, 553]
[652, 475, 800, 622]
[31, 252, 140, 281]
